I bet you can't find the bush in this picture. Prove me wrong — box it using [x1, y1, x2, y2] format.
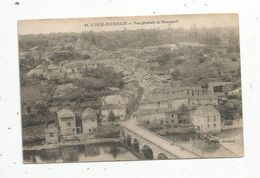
[171, 69, 181, 80]
[231, 57, 237, 62]
[174, 58, 183, 65]
[198, 56, 206, 63]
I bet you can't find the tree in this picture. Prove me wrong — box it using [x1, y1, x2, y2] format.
[177, 104, 189, 115]
[108, 111, 117, 123]
[202, 33, 221, 46]
[26, 105, 31, 114]
[171, 69, 181, 80]
[218, 100, 242, 120]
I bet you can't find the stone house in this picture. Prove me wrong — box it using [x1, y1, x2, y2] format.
[228, 87, 242, 97]
[81, 108, 98, 134]
[188, 95, 219, 107]
[85, 60, 103, 69]
[150, 86, 204, 97]
[101, 94, 127, 121]
[140, 94, 189, 111]
[190, 105, 221, 133]
[134, 109, 179, 125]
[45, 121, 59, 144]
[101, 105, 127, 121]
[26, 64, 47, 78]
[46, 64, 65, 80]
[57, 109, 77, 136]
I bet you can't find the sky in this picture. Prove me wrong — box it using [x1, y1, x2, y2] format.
[18, 13, 239, 35]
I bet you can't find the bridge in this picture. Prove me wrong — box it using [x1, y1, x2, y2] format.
[121, 120, 201, 160]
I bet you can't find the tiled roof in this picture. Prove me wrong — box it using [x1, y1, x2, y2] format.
[103, 95, 127, 105]
[191, 105, 220, 117]
[189, 94, 218, 100]
[57, 109, 75, 118]
[101, 104, 126, 110]
[142, 93, 189, 103]
[135, 108, 177, 115]
[208, 82, 233, 86]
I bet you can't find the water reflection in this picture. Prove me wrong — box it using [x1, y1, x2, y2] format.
[23, 142, 138, 163]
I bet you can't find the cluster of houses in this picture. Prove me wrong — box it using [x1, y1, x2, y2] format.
[45, 108, 98, 144]
[134, 82, 236, 133]
[45, 80, 142, 144]
[26, 59, 112, 81]
[101, 81, 143, 121]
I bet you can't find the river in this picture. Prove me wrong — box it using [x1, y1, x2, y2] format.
[23, 142, 138, 163]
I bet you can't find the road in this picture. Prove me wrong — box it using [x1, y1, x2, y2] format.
[121, 119, 200, 159]
[108, 53, 201, 158]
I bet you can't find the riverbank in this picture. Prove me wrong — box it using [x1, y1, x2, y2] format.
[23, 137, 121, 151]
[23, 141, 138, 163]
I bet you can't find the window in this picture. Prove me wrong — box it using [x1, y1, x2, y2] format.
[208, 124, 210, 128]
[214, 116, 216, 122]
[160, 120, 164, 125]
[213, 86, 223, 93]
[214, 123, 216, 127]
[92, 119, 94, 122]
[207, 117, 210, 122]
[146, 120, 150, 124]
[67, 122, 71, 126]
[89, 129, 92, 132]
[72, 128, 75, 132]
[172, 120, 174, 123]
[50, 133, 54, 137]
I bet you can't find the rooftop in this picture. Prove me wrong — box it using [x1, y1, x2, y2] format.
[191, 105, 220, 117]
[135, 108, 177, 116]
[82, 108, 97, 120]
[142, 93, 189, 103]
[208, 81, 233, 86]
[152, 86, 203, 93]
[57, 109, 75, 118]
[103, 94, 127, 105]
[101, 104, 126, 110]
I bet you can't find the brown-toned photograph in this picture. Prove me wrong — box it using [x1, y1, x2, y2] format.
[18, 14, 243, 163]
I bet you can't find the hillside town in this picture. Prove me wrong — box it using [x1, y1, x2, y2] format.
[19, 26, 243, 163]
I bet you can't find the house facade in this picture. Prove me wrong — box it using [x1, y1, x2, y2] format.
[150, 86, 204, 97]
[45, 122, 59, 144]
[134, 109, 179, 125]
[46, 64, 65, 80]
[188, 95, 219, 107]
[26, 64, 47, 78]
[101, 105, 126, 121]
[208, 82, 233, 94]
[228, 87, 242, 96]
[101, 95, 127, 121]
[190, 105, 221, 133]
[81, 108, 98, 134]
[57, 109, 77, 136]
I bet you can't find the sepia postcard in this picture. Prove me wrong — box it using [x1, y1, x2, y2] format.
[18, 14, 243, 163]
